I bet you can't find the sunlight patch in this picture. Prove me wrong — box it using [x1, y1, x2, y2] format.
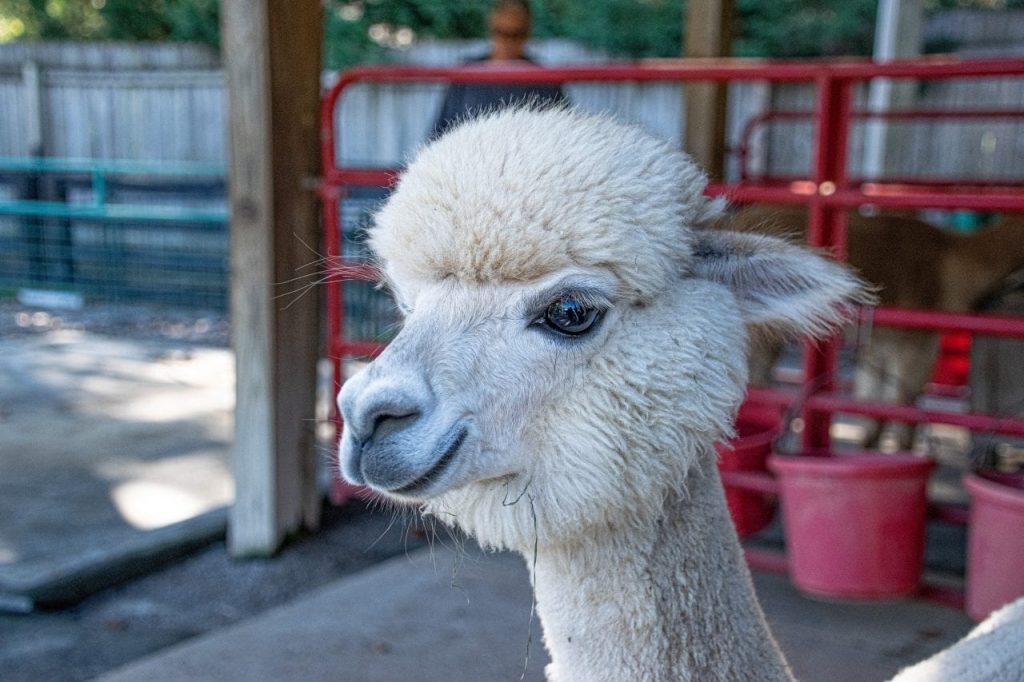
[110, 481, 214, 530]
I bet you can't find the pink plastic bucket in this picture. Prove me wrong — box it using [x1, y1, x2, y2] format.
[770, 452, 935, 599]
[964, 472, 1024, 621]
[716, 404, 781, 538]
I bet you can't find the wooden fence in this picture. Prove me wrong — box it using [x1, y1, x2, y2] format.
[0, 42, 225, 161]
[2, 39, 1022, 183]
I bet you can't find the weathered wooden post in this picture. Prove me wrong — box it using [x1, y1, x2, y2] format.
[684, 0, 734, 180]
[221, 0, 324, 556]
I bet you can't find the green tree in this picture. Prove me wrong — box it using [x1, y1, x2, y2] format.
[734, 0, 878, 58]
[323, 0, 682, 68]
[536, 0, 682, 60]
[0, 0, 104, 40]
[5, 0, 1024, 62]
[0, 0, 217, 44]
[324, 1, 491, 68]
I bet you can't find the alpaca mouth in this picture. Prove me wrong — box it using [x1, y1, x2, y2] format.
[389, 425, 468, 496]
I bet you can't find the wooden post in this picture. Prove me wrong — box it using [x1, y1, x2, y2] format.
[221, 0, 323, 556]
[684, 0, 735, 180]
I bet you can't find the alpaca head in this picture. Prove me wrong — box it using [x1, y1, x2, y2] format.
[338, 107, 864, 551]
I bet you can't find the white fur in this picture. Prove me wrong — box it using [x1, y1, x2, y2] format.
[336, 107, 1021, 681]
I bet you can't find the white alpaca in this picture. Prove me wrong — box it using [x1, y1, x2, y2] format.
[337, 107, 1024, 681]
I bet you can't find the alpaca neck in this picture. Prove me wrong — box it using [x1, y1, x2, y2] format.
[527, 461, 794, 682]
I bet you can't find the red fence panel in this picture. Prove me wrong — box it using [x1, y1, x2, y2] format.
[319, 59, 1024, 585]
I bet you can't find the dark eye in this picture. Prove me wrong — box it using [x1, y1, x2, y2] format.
[541, 296, 602, 336]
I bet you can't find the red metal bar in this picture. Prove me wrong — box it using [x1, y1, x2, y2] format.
[752, 108, 1024, 124]
[803, 74, 852, 449]
[713, 182, 1024, 212]
[746, 386, 799, 410]
[323, 193, 344, 397]
[864, 307, 1024, 338]
[707, 182, 818, 205]
[747, 385, 1024, 437]
[744, 547, 789, 574]
[329, 167, 401, 188]
[737, 107, 1024, 183]
[808, 394, 1024, 438]
[833, 186, 1024, 212]
[729, 173, 1024, 191]
[720, 470, 780, 495]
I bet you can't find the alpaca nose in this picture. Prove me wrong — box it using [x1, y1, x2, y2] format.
[341, 380, 430, 446]
[360, 398, 421, 445]
[337, 367, 436, 486]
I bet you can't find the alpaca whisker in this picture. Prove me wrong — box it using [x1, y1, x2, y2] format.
[520, 493, 539, 682]
[502, 476, 533, 507]
[365, 503, 404, 553]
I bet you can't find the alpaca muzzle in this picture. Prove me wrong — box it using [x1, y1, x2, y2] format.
[337, 363, 471, 497]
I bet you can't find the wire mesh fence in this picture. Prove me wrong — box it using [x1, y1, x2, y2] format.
[337, 186, 402, 344]
[0, 213, 228, 309]
[0, 161, 229, 310]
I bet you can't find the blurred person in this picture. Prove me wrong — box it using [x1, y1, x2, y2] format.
[430, 0, 568, 138]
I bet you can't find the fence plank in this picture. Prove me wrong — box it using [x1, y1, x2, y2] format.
[2, 41, 1023, 181]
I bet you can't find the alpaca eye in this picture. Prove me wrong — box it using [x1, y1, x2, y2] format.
[542, 296, 602, 336]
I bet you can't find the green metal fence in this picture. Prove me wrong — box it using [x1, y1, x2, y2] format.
[0, 157, 229, 309]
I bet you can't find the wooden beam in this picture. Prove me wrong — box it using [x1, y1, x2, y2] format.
[684, 0, 735, 180]
[221, 0, 323, 556]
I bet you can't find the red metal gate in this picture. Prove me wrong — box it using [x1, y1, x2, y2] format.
[319, 57, 1024, 601]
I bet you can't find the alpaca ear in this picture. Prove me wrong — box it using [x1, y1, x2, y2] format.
[690, 229, 873, 338]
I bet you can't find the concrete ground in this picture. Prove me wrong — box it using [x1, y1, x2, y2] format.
[96, 542, 975, 682]
[0, 320, 235, 609]
[0, 499, 434, 681]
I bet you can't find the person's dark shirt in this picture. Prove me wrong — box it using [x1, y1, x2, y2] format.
[430, 54, 568, 139]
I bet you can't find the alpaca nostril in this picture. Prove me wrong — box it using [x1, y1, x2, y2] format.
[368, 410, 421, 444]
[342, 375, 433, 448]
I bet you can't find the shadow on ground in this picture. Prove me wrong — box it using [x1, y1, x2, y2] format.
[0, 316, 235, 607]
[0, 499, 431, 682]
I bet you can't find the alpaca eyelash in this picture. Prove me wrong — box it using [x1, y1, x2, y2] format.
[524, 286, 612, 321]
[526, 290, 611, 341]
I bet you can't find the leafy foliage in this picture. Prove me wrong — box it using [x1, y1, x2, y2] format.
[535, 0, 683, 60]
[0, 0, 218, 44]
[3, 0, 1024, 65]
[734, 0, 878, 58]
[324, 0, 682, 68]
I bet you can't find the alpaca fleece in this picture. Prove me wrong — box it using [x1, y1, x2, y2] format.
[339, 107, 1023, 682]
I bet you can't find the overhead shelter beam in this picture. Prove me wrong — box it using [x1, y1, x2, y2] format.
[221, 0, 324, 556]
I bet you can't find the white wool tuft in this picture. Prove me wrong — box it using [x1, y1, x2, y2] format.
[372, 107, 717, 303]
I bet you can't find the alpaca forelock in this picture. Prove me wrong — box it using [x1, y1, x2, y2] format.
[371, 106, 716, 304]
